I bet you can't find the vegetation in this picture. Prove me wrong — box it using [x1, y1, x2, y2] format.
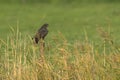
[0, 3, 120, 42]
[0, 2, 120, 80]
[0, 0, 120, 4]
[0, 26, 120, 80]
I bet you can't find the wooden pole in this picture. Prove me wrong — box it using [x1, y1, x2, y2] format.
[40, 39, 45, 58]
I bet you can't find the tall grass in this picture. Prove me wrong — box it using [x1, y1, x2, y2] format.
[0, 27, 120, 80]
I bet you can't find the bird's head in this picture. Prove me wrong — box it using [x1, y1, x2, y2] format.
[43, 23, 49, 28]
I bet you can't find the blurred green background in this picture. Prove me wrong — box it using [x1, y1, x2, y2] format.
[0, 0, 120, 43]
[0, 0, 120, 4]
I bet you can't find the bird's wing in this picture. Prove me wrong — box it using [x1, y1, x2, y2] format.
[39, 29, 48, 38]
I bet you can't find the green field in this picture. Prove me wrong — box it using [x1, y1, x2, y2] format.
[0, 3, 120, 80]
[0, 3, 120, 42]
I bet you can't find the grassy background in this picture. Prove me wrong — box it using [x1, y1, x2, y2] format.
[0, 2, 120, 80]
[0, 0, 120, 4]
[0, 3, 120, 43]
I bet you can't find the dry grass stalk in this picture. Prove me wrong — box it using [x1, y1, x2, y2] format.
[0, 27, 120, 80]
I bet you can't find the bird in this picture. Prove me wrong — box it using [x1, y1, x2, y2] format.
[33, 23, 48, 44]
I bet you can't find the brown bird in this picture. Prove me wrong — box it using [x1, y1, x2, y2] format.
[33, 23, 48, 44]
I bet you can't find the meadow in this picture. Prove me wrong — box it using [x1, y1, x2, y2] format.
[0, 2, 120, 80]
